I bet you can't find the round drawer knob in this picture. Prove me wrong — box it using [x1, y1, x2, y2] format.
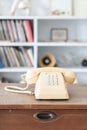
[34, 111, 57, 121]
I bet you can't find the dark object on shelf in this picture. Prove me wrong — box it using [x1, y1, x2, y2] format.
[0, 77, 9, 83]
[39, 53, 56, 67]
[82, 58, 87, 66]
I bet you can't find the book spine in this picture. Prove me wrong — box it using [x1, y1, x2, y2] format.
[1, 20, 10, 41]
[10, 47, 20, 67]
[3, 47, 12, 67]
[13, 20, 20, 42]
[19, 50, 26, 66]
[0, 47, 8, 67]
[16, 20, 26, 42]
[6, 20, 15, 42]
[0, 21, 6, 40]
[7, 47, 15, 67]
[25, 48, 33, 67]
[14, 48, 24, 66]
[19, 47, 30, 66]
[11, 20, 18, 42]
[23, 20, 34, 42]
[15, 20, 21, 42]
[27, 48, 34, 66]
[18, 20, 26, 42]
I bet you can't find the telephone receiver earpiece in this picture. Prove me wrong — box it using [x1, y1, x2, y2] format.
[25, 67, 76, 84]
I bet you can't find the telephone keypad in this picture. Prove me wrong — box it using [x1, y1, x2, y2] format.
[45, 73, 59, 86]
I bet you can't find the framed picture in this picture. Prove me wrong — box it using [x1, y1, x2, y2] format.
[51, 28, 68, 42]
[50, 0, 72, 16]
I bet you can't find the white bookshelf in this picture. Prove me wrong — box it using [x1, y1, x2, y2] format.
[1, 14, 87, 83]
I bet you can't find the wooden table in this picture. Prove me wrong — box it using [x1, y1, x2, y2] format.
[0, 83, 87, 130]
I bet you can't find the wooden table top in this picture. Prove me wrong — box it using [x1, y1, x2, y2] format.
[0, 83, 87, 110]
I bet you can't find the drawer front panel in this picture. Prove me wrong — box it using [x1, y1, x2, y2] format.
[0, 109, 87, 130]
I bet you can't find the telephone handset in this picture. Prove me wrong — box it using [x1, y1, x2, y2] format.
[4, 67, 76, 100]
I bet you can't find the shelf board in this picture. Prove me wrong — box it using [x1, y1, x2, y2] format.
[36, 16, 87, 20]
[0, 67, 34, 72]
[68, 68, 87, 73]
[0, 42, 35, 46]
[1, 42, 87, 47]
[1, 16, 87, 20]
[0, 16, 35, 20]
[37, 42, 87, 47]
[0, 67, 87, 73]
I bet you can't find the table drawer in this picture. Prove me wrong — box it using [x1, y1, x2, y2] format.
[0, 109, 87, 130]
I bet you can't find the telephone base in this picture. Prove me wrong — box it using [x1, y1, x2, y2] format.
[35, 72, 69, 100]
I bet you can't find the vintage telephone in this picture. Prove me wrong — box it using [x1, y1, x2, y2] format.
[4, 67, 76, 100]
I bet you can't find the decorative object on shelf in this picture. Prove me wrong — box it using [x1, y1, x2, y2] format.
[82, 58, 87, 67]
[73, 0, 87, 16]
[39, 53, 56, 67]
[10, 0, 31, 15]
[50, 0, 72, 16]
[51, 28, 68, 42]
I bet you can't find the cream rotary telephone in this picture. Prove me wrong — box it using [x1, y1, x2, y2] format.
[4, 67, 76, 100]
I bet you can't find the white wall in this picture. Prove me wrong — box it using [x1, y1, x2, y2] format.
[1, 0, 87, 16]
[0, 0, 50, 16]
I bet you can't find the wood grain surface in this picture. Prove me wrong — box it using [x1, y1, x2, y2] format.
[0, 83, 87, 109]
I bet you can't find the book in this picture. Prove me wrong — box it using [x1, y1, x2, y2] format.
[6, 20, 15, 42]
[14, 47, 24, 66]
[20, 20, 27, 41]
[13, 20, 20, 42]
[0, 21, 5, 40]
[0, 47, 8, 67]
[1, 20, 10, 41]
[3, 47, 12, 67]
[15, 20, 26, 42]
[19, 47, 30, 66]
[11, 20, 18, 42]
[27, 48, 34, 66]
[6, 47, 15, 67]
[23, 20, 34, 42]
[10, 47, 20, 67]
[15, 20, 23, 42]
[18, 20, 26, 42]
[25, 48, 32, 67]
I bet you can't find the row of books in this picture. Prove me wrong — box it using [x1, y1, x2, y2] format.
[0, 47, 34, 67]
[0, 20, 34, 42]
